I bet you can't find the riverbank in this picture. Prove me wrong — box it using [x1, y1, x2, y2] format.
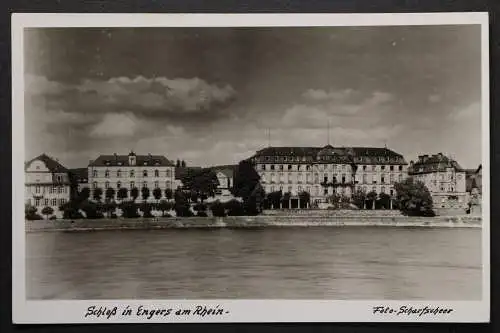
[25, 215, 482, 232]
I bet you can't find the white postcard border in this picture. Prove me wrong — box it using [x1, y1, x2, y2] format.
[11, 12, 490, 324]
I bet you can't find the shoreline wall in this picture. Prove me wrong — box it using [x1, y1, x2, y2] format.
[25, 215, 482, 232]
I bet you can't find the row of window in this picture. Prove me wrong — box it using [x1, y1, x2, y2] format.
[261, 173, 404, 184]
[261, 155, 398, 163]
[33, 186, 68, 194]
[259, 164, 404, 172]
[265, 185, 394, 196]
[30, 198, 67, 207]
[92, 169, 173, 178]
[92, 181, 173, 189]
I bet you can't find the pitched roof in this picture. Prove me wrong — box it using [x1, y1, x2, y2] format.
[408, 153, 464, 175]
[25, 153, 69, 173]
[214, 168, 234, 178]
[251, 146, 406, 164]
[209, 164, 237, 178]
[89, 154, 175, 167]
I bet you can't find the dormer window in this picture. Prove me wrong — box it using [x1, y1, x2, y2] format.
[117, 162, 122, 166]
[143, 162, 148, 166]
[129, 155, 136, 166]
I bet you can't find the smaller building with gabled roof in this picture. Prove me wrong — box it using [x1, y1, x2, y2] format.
[25, 153, 71, 216]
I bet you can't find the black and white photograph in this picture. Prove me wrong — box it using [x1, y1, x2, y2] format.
[12, 13, 489, 323]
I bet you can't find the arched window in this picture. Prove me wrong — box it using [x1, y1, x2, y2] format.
[93, 170, 98, 177]
[93, 182, 97, 189]
[130, 170, 135, 177]
[105, 181, 110, 189]
[105, 170, 110, 178]
[130, 181, 135, 189]
[117, 181, 121, 189]
[154, 170, 159, 177]
[154, 181, 159, 188]
[117, 169, 121, 178]
[143, 181, 147, 188]
[143, 170, 148, 177]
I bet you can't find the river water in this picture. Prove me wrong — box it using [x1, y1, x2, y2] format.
[26, 227, 482, 300]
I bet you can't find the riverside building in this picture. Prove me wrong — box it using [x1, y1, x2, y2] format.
[408, 153, 467, 213]
[249, 145, 408, 206]
[25, 153, 71, 211]
[88, 152, 176, 202]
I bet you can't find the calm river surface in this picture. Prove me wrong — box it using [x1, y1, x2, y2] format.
[26, 227, 482, 300]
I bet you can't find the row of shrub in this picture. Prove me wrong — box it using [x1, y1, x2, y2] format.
[25, 198, 251, 221]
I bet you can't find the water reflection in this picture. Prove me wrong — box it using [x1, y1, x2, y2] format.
[26, 227, 482, 300]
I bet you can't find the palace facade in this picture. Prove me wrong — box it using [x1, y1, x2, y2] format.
[408, 153, 467, 212]
[25, 154, 71, 211]
[88, 152, 176, 201]
[249, 145, 408, 204]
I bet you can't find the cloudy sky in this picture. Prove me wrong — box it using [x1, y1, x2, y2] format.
[24, 25, 482, 169]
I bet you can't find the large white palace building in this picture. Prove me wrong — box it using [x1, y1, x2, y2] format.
[250, 145, 409, 204]
[25, 154, 71, 211]
[88, 152, 176, 201]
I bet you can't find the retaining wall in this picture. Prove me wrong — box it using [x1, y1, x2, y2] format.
[25, 214, 482, 232]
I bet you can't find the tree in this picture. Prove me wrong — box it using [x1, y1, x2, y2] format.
[130, 187, 139, 202]
[394, 177, 435, 216]
[181, 160, 186, 167]
[176, 159, 181, 167]
[25, 204, 40, 220]
[180, 168, 219, 201]
[41, 206, 54, 219]
[59, 201, 83, 220]
[190, 191, 199, 203]
[351, 189, 366, 209]
[120, 201, 139, 218]
[141, 186, 150, 202]
[139, 202, 153, 218]
[231, 160, 260, 201]
[267, 191, 282, 209]
[327, 193, 341, 205]
[282, 192, 291, 209]
[378, 193, 391, 209]
[210, 200, 226, 217]
[298, 191, 311, 209]
[226, 200, 245, 216]
[153, 187, 162, 203]
[165, 188, 173, 201]
[80, 200, 104, 219]
[174, 189, 191, 217]
[103, 201, 117, 218]
[366, 191, 378, 210]
[105, 187, 116, 202]
[158, 200, 173, 217]
[117, 188, 128, 202]
[79, 187, 91, 202]
[93, 187, 103, 202]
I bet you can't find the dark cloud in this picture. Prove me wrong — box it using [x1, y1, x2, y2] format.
[24, 25, 482, 169]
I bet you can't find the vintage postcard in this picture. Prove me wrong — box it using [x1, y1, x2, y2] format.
[12, 13, 489, 323]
